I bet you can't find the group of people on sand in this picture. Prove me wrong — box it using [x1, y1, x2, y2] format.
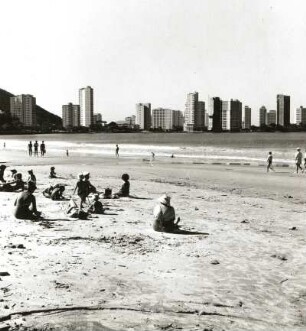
[1, 163, 180, 233]
[28, 141, 46, 157]
[267, 147, 306, 173]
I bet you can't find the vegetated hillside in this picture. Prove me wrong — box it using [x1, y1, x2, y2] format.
[0, 88, 62, 128]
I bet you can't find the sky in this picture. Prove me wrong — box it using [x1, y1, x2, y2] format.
[1, 0, 306, 124]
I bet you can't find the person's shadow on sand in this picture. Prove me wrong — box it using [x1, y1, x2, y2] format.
[172, 229, 209, 235]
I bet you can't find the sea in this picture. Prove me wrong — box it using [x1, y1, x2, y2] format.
[1, 132, 306, 165]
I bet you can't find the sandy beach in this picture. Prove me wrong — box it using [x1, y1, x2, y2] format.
[0, 148, 306, 331]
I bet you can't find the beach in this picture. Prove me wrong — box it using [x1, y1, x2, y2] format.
[0, 147, 306, 331]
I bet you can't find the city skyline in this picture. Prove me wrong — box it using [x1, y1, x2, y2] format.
[1, 0, 306, 124]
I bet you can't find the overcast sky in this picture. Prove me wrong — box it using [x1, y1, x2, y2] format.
[1, 0, 306, 124]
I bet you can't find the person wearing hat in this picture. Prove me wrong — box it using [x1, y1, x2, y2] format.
[49, 167, 57, 178]
[153, 194, 180, 233]
[0, 164, 7, 183]
[0, 173, 25, 192]
[27, 169, 37, 185]
[14, 181, 41, 220]
[83, 172, 96, 196]
[295, 148, 304, 174]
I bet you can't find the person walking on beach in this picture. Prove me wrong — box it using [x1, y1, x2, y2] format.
[34, 141, 39, 157]
[150, 151, 155, 166]
[3, 142, 5, 149]
[66, 149, 69, 157]
[267, 151, 274, 172]
[115, 144, 119, 158]
[295, 148, 304, 174]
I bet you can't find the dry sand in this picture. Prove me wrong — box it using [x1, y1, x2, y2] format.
[0, 149, 306, 331]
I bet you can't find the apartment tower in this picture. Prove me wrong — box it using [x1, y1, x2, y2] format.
[10, 94, 36, 126]
[79, 86, 94, 127]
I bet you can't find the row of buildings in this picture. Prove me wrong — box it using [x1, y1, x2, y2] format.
[8, 88, 305, 131]
[132, 93, 299, 132]
[62, 86, 102, 128]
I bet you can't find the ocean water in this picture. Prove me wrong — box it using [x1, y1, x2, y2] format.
[1, 132, 306, 164]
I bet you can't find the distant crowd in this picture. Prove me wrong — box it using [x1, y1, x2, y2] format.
[27, 140, 46, 157]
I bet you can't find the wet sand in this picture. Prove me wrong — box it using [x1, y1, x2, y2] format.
[0, 149, 306, 330]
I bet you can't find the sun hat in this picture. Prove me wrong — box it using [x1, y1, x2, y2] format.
[82, 171, 90, 177]
[158, 194, 171, 205]
[297, 147, 301, 150]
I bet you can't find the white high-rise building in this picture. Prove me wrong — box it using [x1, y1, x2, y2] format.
[79, 86, 94, 127]
[136, 103, 151, 130]
[10, 94, 36, 126]
[62, 103, 80, 128]
[183, 92, 205, 132]
[267, 110, 276, 125]
[222, 101, 230, 131]
[259, 106, 267, 126]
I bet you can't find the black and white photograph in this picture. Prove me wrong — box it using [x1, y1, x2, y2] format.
[0, 0, 306, 330]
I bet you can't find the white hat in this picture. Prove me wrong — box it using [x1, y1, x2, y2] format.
[297, 147, 301, 150]
[82, 171, 90, 176]
[158, 194, 171, 205]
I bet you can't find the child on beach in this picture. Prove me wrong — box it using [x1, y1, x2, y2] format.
[27, 170, 37, 185]
[113, 173, 130, 198]
[49, 167, 57, 178]
[13, 182, 41, 220]
[88, 194, 104, 214]
[73, 173, 87, 209]
[267, 152, 274, 172]
[0, 173, 25, 192]
[153, 194, 180, 233]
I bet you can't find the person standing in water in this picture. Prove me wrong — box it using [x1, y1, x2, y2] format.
[28, 141, 33, 156]
[34, 141, 39, 157]
[115, 144, 119, 158]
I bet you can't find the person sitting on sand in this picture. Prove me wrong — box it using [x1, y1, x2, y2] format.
[27, 169, 37, 185]
[9, 169, 18, 181]
[88, 194, 104, 214]
[153, 194, 180, 233]
[13, 181, 41, 220]
[0, 173, 25, 192]
[66, 199, 89, 220]
[113, 173, 130, 198]
[0, 164, 7, 183]
[49, 167, 57, 178]
[43, 184, 65, 200]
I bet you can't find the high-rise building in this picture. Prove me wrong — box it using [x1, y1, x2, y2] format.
[79, 86, 94, 127]
[296, 106, 306, 125]
[93, 113, 102, 124]
[152, 108, 183, 130]
[222, 101, 230, 131]
[183, 92, 205, 132]
[210, 97, 223, 132]
[62, 103, 80, 128]
[136, 103, 151, 130]
[277, 94, 290, 127]
[259, 106, 267, 126]
[244, 106, 251, 129]
[230, 99, 242, 131]
[10, 94, 36, 126]
[267, 110, 276, 125]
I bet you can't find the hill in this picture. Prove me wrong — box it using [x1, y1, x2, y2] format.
[0, 88, 62, 129]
